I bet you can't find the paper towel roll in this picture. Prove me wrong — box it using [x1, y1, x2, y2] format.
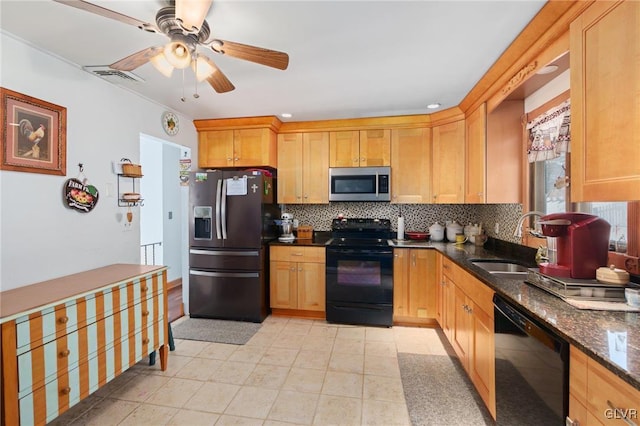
[397, 217, 405, 240]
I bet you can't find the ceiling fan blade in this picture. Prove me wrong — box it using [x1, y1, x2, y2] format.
[211, 40, 289, 70]
[200, 56, 235, 93]
[53, 0, 158, 32]
[110, 47, 164, 71]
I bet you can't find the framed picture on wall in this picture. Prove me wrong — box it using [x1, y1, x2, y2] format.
[0, 87, 67, 175]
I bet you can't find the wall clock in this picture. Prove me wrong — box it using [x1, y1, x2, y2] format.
[162, 111, 179, 136]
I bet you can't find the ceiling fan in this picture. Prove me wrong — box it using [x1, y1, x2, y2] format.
[53, 0, 289, 94]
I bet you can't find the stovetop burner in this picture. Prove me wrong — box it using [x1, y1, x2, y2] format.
[329, 218, 392, 246]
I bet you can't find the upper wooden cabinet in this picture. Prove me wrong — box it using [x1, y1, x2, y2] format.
[465, 102, 524, 204]
[390, 128, 431, 203]
[329, 129, 390, 167]
[465, 104, 487, 204]
[277, 132, 329, 204]
[570, 0, 640, 201]
[432, 119, 466, 203]
[198, 128, 277, 169]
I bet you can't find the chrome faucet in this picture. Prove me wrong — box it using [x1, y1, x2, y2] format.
[514, 211, 545, 238]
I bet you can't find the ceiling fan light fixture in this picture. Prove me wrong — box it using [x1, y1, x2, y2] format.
[164, 41, 192, 69]
[176, 0, 212, 33]
[192, 55, 216, 82]
[150, 53, 175, 77]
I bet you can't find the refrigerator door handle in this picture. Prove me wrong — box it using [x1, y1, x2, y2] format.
[221, 178, 228, 239]
[190, 270, 259, 278]
[190, 249, 260, 257]
[215, 178, 223, 239]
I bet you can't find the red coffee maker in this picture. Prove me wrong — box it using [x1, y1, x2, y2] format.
[538, 212, 610, 279]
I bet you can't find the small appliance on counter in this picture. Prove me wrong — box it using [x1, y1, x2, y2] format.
[278, 213, 295, 242]
[537, 212, 610, 279]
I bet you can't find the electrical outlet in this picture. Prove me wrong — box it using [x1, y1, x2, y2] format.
[123, 222, 132, 232]
[494, 223, 500, 234]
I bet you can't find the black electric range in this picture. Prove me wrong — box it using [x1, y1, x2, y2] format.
[325, 218, 394, 327]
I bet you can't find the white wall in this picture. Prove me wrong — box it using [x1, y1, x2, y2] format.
[0, 33, 198, 290]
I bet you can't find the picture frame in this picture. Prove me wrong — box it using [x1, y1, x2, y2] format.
[0, 87, 67, 175]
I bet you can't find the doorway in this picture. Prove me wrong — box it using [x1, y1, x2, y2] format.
[140, 134, 191, 320]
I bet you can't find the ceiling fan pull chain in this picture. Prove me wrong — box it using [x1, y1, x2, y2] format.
[181, 68, 186, 102]
[193, 55, 200, 99]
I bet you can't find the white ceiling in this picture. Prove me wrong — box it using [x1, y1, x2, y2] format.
[0, 0, 546, 122]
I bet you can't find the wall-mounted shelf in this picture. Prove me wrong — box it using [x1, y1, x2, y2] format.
[117, 173, 143, 207]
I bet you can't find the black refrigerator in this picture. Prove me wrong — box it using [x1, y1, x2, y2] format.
[188, 170, 280, 322]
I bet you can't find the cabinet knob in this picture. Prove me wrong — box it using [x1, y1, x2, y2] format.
[290, 267, 296, 271]
[353, 158, 359, 163]
[58, 316, 69, 324]
[291, 252, 303, 256]
[60, 387, 71, 396]
[59, 349, 71, 358]
[142, 311, 150, 317]
[227, 157, 232, 161]
[234, 157, 239, 161]
[360, 157, 365, 161]
[142, 338, 150, 344]
[298, 267, 303, 271]
[141, 286, 148, 292]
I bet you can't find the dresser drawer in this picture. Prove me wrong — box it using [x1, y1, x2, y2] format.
[17, 299, 163, 398]
[15, 273, 162, 355]
[271, 246, 326, 263]
[18, 319, 162, 426]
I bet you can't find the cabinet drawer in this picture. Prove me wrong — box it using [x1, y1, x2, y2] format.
[271, 246, 325, 263]
[18, 319, 162, 426]
[17, 295, 163, 398]
[442, 257, 462, 283]
[15, 274, 162, 355]
[587, 359, 640, 425]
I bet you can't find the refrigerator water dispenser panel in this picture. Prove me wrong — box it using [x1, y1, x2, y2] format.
[194, 206, 212, 240]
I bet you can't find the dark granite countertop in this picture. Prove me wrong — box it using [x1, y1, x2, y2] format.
[269, 231, 332, 247]
[268, 236, 640, 390]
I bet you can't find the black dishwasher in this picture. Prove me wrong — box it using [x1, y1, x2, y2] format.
[493, 294, 569, 425]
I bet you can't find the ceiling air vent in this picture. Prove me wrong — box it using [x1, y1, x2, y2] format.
[83, 66, 145, 83]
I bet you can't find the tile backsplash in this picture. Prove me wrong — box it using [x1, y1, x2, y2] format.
[283, 202, 524, 244]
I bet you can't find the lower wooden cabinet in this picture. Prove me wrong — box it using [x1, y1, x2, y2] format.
[439, 256, 496, 419]
[270, 246, 326, 316]
[569, 345, 640, 426]
[393, 248, 437, 325]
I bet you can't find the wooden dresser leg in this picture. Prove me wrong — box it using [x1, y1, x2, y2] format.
[159, 344, 168, 371]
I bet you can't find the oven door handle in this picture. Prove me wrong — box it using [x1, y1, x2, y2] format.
[328, 248, 393, 256]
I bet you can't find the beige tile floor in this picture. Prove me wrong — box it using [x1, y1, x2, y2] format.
[50, 316, 453, 426]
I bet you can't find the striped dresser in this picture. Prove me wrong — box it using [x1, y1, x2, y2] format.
[0, 264, 169, 426]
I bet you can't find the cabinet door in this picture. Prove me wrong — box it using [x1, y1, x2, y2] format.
[391, 128, 431, 203]
[277, 133, 304, 204]
[442, 275, 455, 341]
[435, 253, 444, 326]
[198, 130, 234, 168]
[570, 1, 640, 201]
[432, 120, 466, 203]
[465, 104, 486, 203]
[360, 129, 390, 166]
[452, 285, 470, 370]
[486, 101, 523, 203]
[302, 132, 330, 204]
[408, 249, 436, 319]
[297, 262, 325, 312]
[270, 261, 297, 309]
[469, 303, 496, 418]
[233, 128, 276, 168]
[393, 249, 410, 318]
[329, 131, 360, 167]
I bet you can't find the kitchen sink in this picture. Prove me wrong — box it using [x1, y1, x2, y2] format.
[470, 260, 530, 277]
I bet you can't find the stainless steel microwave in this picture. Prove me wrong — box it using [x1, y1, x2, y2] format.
[329, 167, 391, 201]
